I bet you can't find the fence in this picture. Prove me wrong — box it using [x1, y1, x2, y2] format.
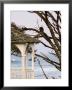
[11, 68, 34, 79]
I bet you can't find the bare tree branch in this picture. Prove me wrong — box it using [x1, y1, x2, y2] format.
[40, 41, 54, 49]
[37, 59, 48, 79]
[35, 53, 61, 71]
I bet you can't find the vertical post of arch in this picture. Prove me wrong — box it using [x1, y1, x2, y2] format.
[15, 44, 27, 69]
[32, 44, 35, 78]
[26, 51, 28, 69]
[32, 44, 35, 70]
[15, 44, 27, 78]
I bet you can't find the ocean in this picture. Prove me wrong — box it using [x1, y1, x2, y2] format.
[11, 55, 61, 79]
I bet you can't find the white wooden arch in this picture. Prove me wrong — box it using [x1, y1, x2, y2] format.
[11, 43, 35, 79]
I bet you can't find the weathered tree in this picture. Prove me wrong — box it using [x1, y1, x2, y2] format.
[11, 11, 61, 71]
[21, 11, 61, 71]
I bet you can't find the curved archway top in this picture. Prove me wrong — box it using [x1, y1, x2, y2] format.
[11, 44, 21, 55]
[15, 44, 27, 56]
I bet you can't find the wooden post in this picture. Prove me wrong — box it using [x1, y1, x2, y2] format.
[15, 44, 27, 69]
[26, 52, 28, 69]
[32, 44, 34, 70]
[32, 44, 35, 78]
[15, 44, 27, 78]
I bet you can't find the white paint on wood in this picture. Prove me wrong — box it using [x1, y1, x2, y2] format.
[14, 44, 35, 79]
[32, 44, 35, 70]
[31, 44, 35, 78]
[15, 44, 27, 69]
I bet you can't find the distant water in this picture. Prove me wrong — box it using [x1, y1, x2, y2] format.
[11, 55, 61, 79]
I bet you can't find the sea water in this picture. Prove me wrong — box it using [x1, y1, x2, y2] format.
[11, 55, 61, 79]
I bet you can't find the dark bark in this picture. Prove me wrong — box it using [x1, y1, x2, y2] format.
[35, 54, 61, 71]
[33, 11, 61, 66]
[37, 59, 48, 79]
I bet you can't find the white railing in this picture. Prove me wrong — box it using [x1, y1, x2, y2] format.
[11, 68, 34, 79]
